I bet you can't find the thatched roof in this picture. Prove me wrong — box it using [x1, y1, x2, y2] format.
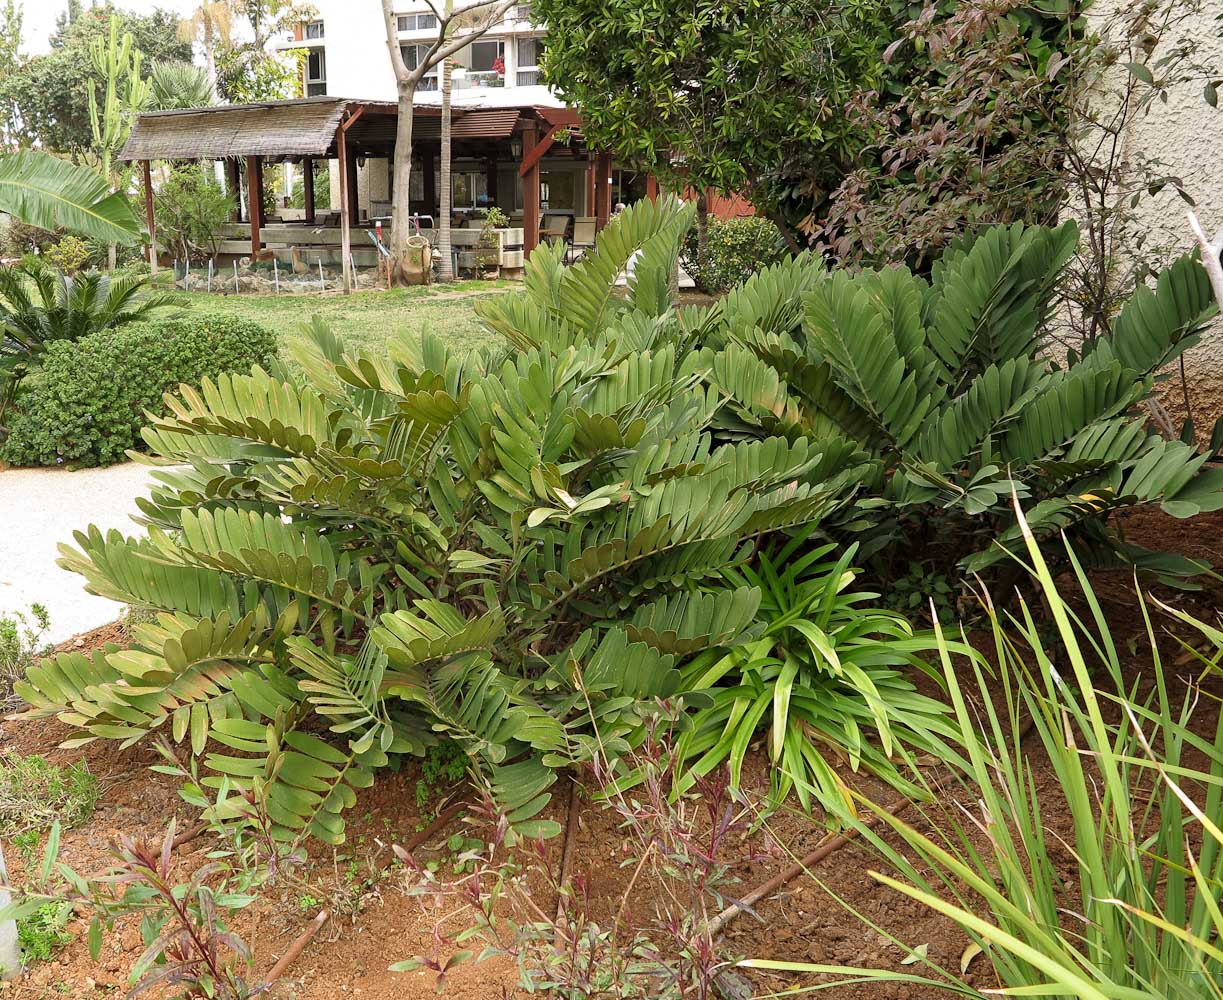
[120, 98, 399, 162]
[122, 97, 586, 162]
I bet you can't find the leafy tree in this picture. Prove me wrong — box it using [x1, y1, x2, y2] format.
[153, 166, 234, 261]
[0, 0, 25, 151]
[380, 0, 516, 279]
[214, 0, 315, 103]
[530, 0, 886, 244]
[2, 5, 189, 160]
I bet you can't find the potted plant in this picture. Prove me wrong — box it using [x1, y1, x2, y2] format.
[476, 206, 509, 277]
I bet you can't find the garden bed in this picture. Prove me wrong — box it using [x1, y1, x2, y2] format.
[10, 506, 1221, 999]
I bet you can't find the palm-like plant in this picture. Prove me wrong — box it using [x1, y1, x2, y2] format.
[19, 199, 862, 848]
[0, 151, 143, 246]
[708, 221, 1223, 585]
[148, 61, 217, 110]
[0, 262, 179, 416]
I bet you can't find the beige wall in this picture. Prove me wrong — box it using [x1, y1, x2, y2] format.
[1090, 4, 1223, 421]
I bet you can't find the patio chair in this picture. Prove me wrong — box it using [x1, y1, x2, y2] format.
[568, 219, 597, 262]
[540, 214, 569, 244]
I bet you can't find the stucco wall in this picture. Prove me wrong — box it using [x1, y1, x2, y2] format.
[1090, 4, 1223, 423]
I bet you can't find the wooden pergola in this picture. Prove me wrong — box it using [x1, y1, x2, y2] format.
[121, 96, 614, 291]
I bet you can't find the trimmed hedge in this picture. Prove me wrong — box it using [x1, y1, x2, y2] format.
[682, 216, 787, 294]
[0, 313, 277, 468]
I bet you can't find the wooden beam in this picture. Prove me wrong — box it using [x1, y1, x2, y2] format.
[141, 160, 157, 273]
[226, 158, 242, 221]
[522, 124, 540, 260]
[594, 152, 612, 229]
[247, 155, 263, 258]
[302, 157, 316, 224]
[338, 123, 353, 293]
[519, 123, 561, 177]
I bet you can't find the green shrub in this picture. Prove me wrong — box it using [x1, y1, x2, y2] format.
[0, 755, 97, 836]
[0, 313, 278, 468]
[708, 220, 1222, 587]
[41, 235, 94, 274]
[0, 604, 50, 706]
[153, 166, 235, 263]
[19, 199, 877, 849]
[682, 216, 786, 293]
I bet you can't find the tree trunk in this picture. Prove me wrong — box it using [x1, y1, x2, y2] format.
[203, 10, 216, 90]
[437, 58, 454, 282]
[696, 190, 709, 255]
[107, 242, 116, 271]
[389, 77, 417, 281]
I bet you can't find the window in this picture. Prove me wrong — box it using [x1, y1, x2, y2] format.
[517, 36, 543, 86]
[469, 39, 504, 74]
[451, 170, 490, 209]
[306, 48, 326, 96]
[400, 44, 439, 89]
[304, 19, 324, 39]
[397, 13, 438, 31]
[515, 3, 533, 22]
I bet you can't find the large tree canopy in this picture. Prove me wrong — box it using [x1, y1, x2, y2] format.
[531, 0, 886, 228]
[3, 4, 190, 159]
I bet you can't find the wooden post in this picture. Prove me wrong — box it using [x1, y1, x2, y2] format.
[141, 160, 157, 274]
[303, 157, 316, 224]
[594, 152, 612, 229]
[586, 161, 596, 217]
[645, 174, 659, 203]
[247, 155, 263, 258]
[345, 143, 360, 224]
[338, 125, 353, 293]
[522, 124, 539, 259]
[226, 158, 242, 221]
[423, 149, 436, 218]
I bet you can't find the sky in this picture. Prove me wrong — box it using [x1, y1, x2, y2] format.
[17, 0, 201, 55]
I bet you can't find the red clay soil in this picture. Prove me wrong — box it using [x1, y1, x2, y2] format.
[6, 508, 1223, 999]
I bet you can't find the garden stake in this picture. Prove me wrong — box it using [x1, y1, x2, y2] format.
[233, 260, 239, 294]
[318, 259, 325, 292]
[554, 779, 581, 941]
[706, 712, 1041, 939]
[273, 258, 280, 294]
[266, 909, 329, 982]
[184, 260, 190, 288]
[207, 258, 213, 293]
[385, 796, 468, 873]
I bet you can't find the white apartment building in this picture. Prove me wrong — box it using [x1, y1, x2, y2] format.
[284, 1, 558, 109]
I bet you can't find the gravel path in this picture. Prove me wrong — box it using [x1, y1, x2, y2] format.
[0, 462, 152, 644]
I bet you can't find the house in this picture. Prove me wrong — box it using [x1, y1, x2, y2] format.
[273, 1, 657, 224]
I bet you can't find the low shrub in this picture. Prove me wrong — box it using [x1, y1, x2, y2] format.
[153, 166, 235, 264]
[0, 755, 97, 836]
[41, 236, 95, 274]
[682, 215, 786, 293]
[0, 605, 50, 707]
[0, 313, 278, 468]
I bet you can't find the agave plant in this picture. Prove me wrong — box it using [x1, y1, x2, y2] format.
[0, 262, 179, 417]
[745, 515, 1223, 999]
[706, 221, 1223, 585]
[20, 198, 866, 847]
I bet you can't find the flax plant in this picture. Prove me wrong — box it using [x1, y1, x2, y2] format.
[746, 504, 1223, 998]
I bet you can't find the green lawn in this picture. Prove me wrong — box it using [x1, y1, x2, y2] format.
[176, 281, 513, 358]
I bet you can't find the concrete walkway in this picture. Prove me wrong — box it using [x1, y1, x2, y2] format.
[0, 463, 152, 645]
